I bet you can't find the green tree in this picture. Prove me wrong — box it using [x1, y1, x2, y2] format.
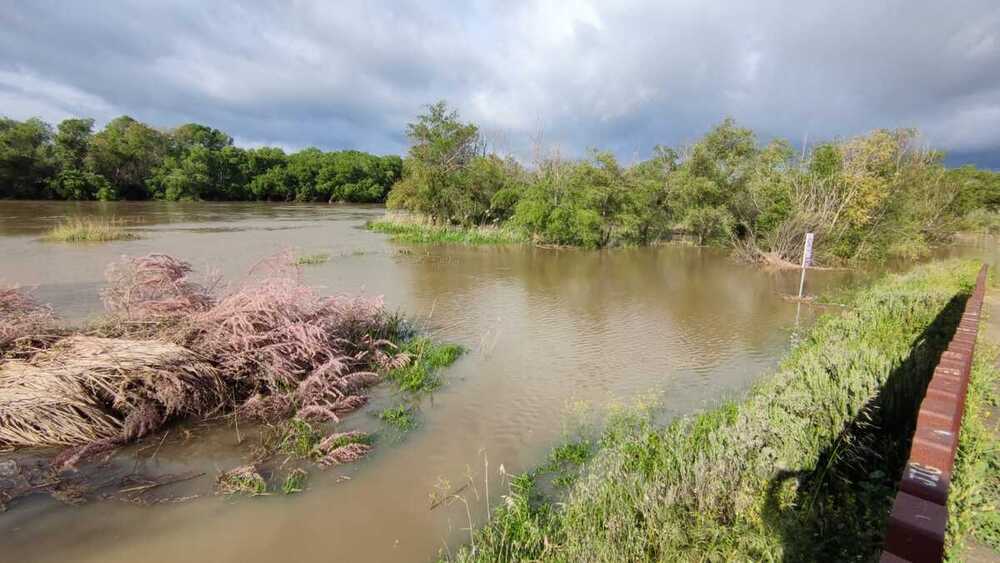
[53, 118, 94, 170]
[88, 116, 169, 199]
[388, 101, 491, 224]
[0, 117, 56, 198]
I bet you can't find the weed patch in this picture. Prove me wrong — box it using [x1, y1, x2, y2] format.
[43, 217, 137, 242]
[378, 404, 418, 431]
[217, 465, 267, 496]
[294, 253, 330, 265]
[369, 217, 527, 245]
[386, 337, 464, 393]
[281, 468, 308, 495]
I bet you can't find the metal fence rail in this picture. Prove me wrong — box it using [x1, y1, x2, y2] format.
[880, 264, 989, 563]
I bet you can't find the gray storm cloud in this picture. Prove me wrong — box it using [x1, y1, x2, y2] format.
[1, 0, 998, 166]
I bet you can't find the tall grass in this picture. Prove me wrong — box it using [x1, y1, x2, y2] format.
[455, 260, 981, 562]
[945, 345, 1000, 558]
[43, 217, 137, 242]
[369, 215, 527, 245]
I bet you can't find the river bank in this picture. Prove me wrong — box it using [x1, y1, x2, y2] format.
[454, 260, 993, 561]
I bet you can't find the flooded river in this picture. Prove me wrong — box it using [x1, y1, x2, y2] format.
[0, 201, 994, 562]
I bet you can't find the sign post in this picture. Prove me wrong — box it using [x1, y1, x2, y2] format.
[799, 233, 813, 299]
[798, 232, 814, 299]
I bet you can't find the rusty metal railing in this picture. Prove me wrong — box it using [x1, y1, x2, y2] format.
[880, 264, 989, 562]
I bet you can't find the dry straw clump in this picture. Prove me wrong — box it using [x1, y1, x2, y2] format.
[0, 252, 414, 470]
[0, 336, 222, 448]
[0, 285, 58, 356]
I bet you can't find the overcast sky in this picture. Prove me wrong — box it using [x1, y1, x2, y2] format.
[2, 1, 999, 167]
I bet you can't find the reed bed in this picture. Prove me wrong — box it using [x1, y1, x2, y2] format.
[369, 214, 527, 245]
[43, 217, 138, 242]
[455, 260, 981, 562]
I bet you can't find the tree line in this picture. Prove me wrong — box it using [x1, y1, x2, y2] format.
[0, 116, 401, 202]
[388, 102, 1000, 263]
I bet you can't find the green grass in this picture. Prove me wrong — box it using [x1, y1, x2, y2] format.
[295, 252, 330, 265]
[386, 337, 464, 393]
[273, 418, 322, 458]
[378, 404, 419, 431]
[281, 468, 308, 495]
[453, 260, 981, 562]
[43, 217, 138, 242]
[323, 431, 373, 450]
[368, 217, 528, 245]
[946, 344, 1000, 558]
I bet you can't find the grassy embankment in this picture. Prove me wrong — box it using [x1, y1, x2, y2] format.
[43, 217, 137, 242]
[945, 336, 1000, 557]
[368, 215, 528, 245]
[453, 260, 984, 562]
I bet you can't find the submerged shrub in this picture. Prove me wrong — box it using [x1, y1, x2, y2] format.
[217, 465, 267, 496]
[378, 404, 418, 431]
[386, 337, 464, 393]
[43, 217, 137, 242]
[0, 253, 469, 477]
[282, 468, 308, 495]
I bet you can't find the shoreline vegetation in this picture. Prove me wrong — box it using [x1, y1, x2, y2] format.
[0, 115, 401, 203]
[451, 260, 992, 561]
[0, 253, 462, 507]
[4, 103, 998, 263]
[381, 102, 1000, 266]
[368, 213, 528, 245]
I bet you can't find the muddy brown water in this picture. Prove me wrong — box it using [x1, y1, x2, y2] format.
[0, 201, 995, 563]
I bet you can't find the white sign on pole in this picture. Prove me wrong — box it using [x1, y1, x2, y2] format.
[798, 232, 814, 299]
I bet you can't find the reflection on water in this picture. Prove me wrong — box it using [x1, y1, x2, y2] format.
[0, 201, 994, 563]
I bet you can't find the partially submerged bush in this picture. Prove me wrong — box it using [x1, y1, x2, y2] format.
[0, 253, 467, 479]
[295, 253, 330, 266]
[369, 216, 527, 245]
[265, 418, 374, 466]
[386, 337, 464, 393]
[101, 252, 410, 425]
[282, 468, 308, 495]
[378, 404, 418, 431]
[43, 217, 137, 242]
[217, 465, 267, 496]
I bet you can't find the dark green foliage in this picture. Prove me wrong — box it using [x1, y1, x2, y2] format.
[0, 115, 400, 203]
[387, 102, 523, 226]
[0, 117, 56, 198]
[385, 105, 999, 261]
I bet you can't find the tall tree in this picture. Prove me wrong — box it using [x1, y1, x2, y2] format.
[0, 117, 55, 198]
[88, 116, 169, 199]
